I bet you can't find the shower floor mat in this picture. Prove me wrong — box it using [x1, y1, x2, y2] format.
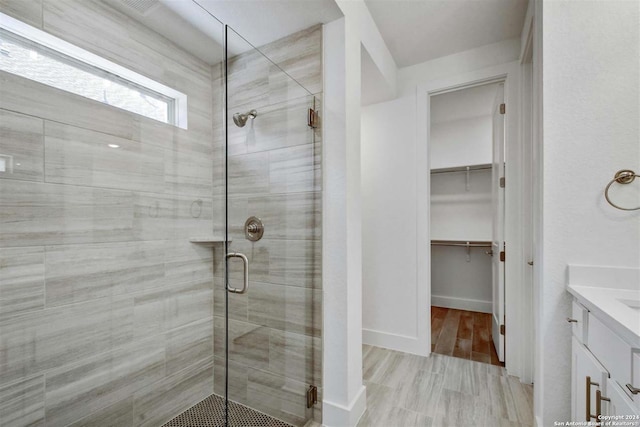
[162, 393, 294, 427]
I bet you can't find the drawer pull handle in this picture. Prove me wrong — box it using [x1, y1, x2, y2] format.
[586, 376, 600, 421]
[567, 318, 578, 323]
[627, 383, 640, 395]
[596, 390, 610, 420]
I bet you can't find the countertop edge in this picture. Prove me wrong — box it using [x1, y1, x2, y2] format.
[567, 285, 640, 348]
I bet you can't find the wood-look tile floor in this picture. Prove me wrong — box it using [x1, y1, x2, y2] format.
[357, 344, 534, 427]
[431, 306, 504, 367]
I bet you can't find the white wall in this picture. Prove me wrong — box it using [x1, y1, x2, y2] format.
[430, 170, 492, 241]
[361, 96, 419, 349]
[323, 17, 366, 427]
[398, 38, 520, 96]
[323, 1, 397, 425]
[538, 1, 640, 424]
[430, 157, 492, 313]
[361, 41, 520, 357]
[431, 246, 493, 313]
[430, 117, 492, 169]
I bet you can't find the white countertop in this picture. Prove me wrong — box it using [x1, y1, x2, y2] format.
[567, 265, 640, 347]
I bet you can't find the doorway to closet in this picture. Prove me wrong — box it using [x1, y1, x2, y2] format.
[429, 82, 505, 367]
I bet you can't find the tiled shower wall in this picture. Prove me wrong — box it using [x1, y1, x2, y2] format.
[0, 1, 220, 425]
[211, 26, 323, 426]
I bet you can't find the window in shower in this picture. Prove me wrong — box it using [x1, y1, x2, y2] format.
[0, 12, 188, 128]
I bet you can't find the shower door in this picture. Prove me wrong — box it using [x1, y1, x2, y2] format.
[215, 25, 322, 427]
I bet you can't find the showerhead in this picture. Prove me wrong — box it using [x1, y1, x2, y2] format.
[233, 109, 257, 128]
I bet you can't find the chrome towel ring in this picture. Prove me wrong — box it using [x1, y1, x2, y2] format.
[604, 169, 640, 211]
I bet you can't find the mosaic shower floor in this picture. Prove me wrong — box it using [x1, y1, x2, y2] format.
[162, 393, 294, 427]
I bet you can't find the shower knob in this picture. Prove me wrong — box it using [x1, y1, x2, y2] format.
[244, 216, 264, 241]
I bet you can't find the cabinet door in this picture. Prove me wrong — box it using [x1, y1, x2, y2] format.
[603, 379, 640, 417]
[572, 337, 609, 421]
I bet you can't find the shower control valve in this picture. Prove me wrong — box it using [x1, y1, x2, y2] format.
[244, 216, 264, 241]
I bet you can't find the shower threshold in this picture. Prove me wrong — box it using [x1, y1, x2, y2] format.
[162, 393, 294, 427]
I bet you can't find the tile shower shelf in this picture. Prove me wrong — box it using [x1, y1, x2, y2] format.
[189, 236, 231, 246]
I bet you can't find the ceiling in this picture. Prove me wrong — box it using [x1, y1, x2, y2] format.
[364, 0, 529, 68]
[109, 0, 342, 64]
[431, 83, 501, 124]
[194, 0, 343, 49]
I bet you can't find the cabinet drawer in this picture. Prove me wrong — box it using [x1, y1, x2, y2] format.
[604, 378, 639, 416]
[631, 352, 640, 408]
[572, 300, 589, 344]
[588, 314, 632, 387]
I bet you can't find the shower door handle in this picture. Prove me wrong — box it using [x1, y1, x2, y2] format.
[226, 252, 249, 294]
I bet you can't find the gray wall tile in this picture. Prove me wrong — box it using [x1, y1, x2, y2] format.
[166, 318, 213, 376]
[0, 295, 133, 385]
[0, 71, 141, 141]
[248, 281, 321, 337]
[133, 358, 214, 427]
[0, 375, 44, 427]
[0, 109, 44, 182]
[214, 317, 270, 372]
[269, 329, 321, 384]
[0, 180, 134, 247]
[44, 122, 165, 193]
[227, 95, 315, 156]
[45, 241, 166, 307]
[0, 0, 42, 28]
[247, 368, 310, 426]
[260, 25, 322, 96]
[214, 356, 247, 404]
[165, 279, 213, 330]
[0, 247, 44, 320]
[45, 339, 165, 426]
[68, 398, 133, 427]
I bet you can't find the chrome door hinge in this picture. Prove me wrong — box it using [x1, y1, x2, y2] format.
[308, 108, 318, 128]
[307, 385, 318, 408]
[500, 324, 505, 335]
[499, 250, 505, 262]
[500, 103, 506, 114]
[499, 177, 505, 188]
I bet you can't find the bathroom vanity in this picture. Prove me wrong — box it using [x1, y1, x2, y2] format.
[567, 265, 640, 422]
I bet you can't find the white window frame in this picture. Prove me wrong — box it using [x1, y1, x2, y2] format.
[0, 11, 188, 129]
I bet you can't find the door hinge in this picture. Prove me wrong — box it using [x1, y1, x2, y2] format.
[307, 385, 318, 408]
[499, 250, 505, 262]
[499, 177, 505, 188]
[308, 108, 318, 128]
[500, 324, 505, 335]
[500, 103, 506, 114]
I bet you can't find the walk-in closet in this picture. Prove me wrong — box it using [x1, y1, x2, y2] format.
[429, 82, 505, 366]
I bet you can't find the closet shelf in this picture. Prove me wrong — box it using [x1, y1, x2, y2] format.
[430, 163, 491, 175]
[431, 239, 492, 248]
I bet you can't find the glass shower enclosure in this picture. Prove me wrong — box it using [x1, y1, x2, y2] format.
[0, 1, 321, 426]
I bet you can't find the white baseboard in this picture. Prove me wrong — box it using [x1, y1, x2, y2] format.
[431, 295, 492, 313]
[362, 328, 429, 356]
[322, 385, 367, 427]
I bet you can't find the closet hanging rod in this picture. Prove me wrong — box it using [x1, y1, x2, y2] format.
[430, 240, 492, 248]
[430, 164, 492, 175]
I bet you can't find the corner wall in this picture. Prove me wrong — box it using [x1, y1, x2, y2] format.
[539, 1, 640, 423]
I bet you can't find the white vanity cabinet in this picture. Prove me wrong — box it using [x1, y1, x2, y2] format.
[570, 300, 640, 421]
[572, 336, 608, 421]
